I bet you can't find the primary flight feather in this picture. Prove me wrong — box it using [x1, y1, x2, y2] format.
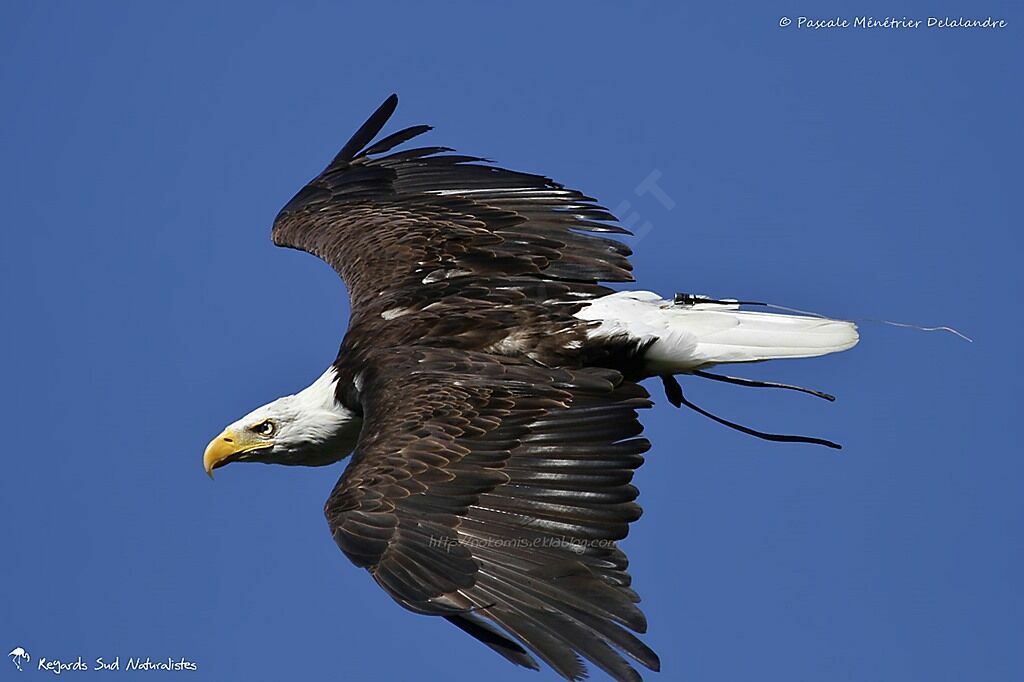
[203, 94, 857, 681]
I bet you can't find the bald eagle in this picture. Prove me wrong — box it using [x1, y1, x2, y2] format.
[204, 95, 857, 681]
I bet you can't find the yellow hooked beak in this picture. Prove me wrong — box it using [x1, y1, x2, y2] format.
[203, 429, 271, 479]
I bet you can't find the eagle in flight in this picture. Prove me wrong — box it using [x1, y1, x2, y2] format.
[204, 95, 857, 681]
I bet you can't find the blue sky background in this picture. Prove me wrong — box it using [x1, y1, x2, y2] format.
[1, 2, 1020, 680]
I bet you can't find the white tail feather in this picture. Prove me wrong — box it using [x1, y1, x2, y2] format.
[576, 291, 858, 373]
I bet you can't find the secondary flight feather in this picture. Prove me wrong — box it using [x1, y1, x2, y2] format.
[203, 94, 858, 681]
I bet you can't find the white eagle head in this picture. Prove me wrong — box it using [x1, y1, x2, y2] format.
[203, 367, 362, 477]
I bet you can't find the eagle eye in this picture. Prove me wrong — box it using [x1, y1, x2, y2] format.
[251, 419, 277, 438]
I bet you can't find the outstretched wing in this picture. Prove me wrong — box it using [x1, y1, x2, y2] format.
[271, 95, 635, 329]
[325, 347, 658, 682]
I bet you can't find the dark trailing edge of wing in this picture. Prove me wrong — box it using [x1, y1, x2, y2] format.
[445, 612, 541, 671]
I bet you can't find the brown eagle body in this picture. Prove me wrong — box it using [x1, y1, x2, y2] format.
[204, 95, 858, 681]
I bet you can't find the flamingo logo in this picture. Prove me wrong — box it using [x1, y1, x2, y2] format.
[9, 647, 30, 672]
